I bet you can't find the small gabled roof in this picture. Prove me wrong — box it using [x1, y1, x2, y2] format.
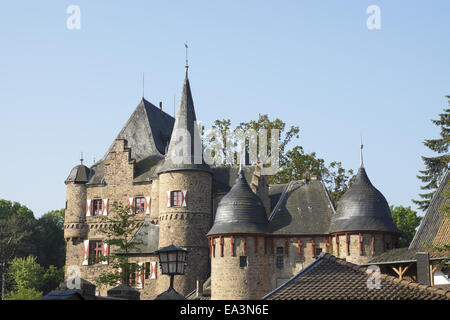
[409, 170, 450, 249]
[264, 253, 450, 300]
[268, 179, 335, 235]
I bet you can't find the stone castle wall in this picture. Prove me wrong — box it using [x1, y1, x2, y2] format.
[157, 170, 212, 296]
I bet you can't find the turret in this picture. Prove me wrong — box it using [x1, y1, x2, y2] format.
[329, 144, 399, 264]
[207, 168, 270, 300]
[64, 158, 90, 241]
[156, 69, 212, 296]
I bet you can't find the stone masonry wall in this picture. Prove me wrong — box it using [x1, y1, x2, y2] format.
[157, 170, 212, 296]
[210, 236, 270, 300]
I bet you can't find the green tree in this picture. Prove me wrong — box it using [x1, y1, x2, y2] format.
[414, 97, 450, 211]
[3, 287, 43, 300]
[0, 214, 35, 299]
[206, 115, 300, 173]
[94, 202, 145, 289]
[7, 255, 45, 291]
[390, 205, 422, 248]
[36, 209, 66, 268]
[273, 146, 354, 207]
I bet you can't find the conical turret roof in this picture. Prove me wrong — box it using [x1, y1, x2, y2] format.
[207, 169, 268, 236]
[158, 72, 209, 174]
[329, 166, 399, 234]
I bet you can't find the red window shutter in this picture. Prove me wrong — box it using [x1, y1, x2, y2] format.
[359, 233, 363, 254]
[298, 238, 301, 255]
[102, 199, 109, 216]
[86, 199, 91, 217]
[128, 197, 134, 214]
[166, 191, 171, 207]
[150, 261, 157, 279]
[219, 236, 224, 257]
[181, 190, 187, 207]
[145, 196, 151, 214]
[82, 240, 89, 265]
[102, 243, 109, 265]
[136, 262, 143, 289]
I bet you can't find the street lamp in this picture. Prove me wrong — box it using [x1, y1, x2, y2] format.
[155, 244, 187, 299]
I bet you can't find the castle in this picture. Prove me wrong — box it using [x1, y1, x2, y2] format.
[64, 68, 399, 300]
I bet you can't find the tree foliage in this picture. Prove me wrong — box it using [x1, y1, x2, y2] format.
[0, 200, 66, 299]
[414, 96, 450, 211]
[94, 201, 145, 289]
[390, 205, 422, 248]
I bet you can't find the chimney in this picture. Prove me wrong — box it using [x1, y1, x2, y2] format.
[196, 279, 203, 297]
[159, 101, 163, 110]
[416, 252, 431, 286]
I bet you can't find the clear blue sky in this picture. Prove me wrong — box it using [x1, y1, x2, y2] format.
[0, 1, 449, 217]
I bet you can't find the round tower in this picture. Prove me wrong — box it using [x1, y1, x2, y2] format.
[329, 144, 399, 264]
[155, 70, 213, 296]
[64, 162, 90, 241]
[207, 169, 270, 300]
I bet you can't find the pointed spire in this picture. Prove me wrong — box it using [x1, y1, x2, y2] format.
[158, 66, 209, 174]
[80, 152, 84, 165]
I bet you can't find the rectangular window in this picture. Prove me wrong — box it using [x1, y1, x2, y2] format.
[276, 247, 284, 269]
[145, 262, 150, 279]
[239, 256, 247, 268]
[135, 197, 145, 214]
[314, 248, 322, 258]
[88, 240, 103, 265]
[92, 199, 102, 216]
[171, 191, 183, 207]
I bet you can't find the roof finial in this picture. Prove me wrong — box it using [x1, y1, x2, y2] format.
[360, 134, 364, 168]
[80, 152, 84, 165]
[142, 72, 145, 98]
[184, 42, 189, 75]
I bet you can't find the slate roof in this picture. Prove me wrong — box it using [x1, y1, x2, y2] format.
[211, 165, 257, 195]
[158, 73, 210, 174]
[116, 221, 159, 255]
[207, 169, 268, 236]
[65, 164, 90, 184]
[368, 247, 450, 264]
[329, 167, 399, 234]
[86, 98, 174, 185]
[409, 170, 450, 250]
[264, 253, 450, 300]
[268, 179, 335, 235]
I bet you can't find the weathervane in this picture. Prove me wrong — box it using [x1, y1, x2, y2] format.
[360, 135, 364, 168]
[185, 42, 189, 74]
